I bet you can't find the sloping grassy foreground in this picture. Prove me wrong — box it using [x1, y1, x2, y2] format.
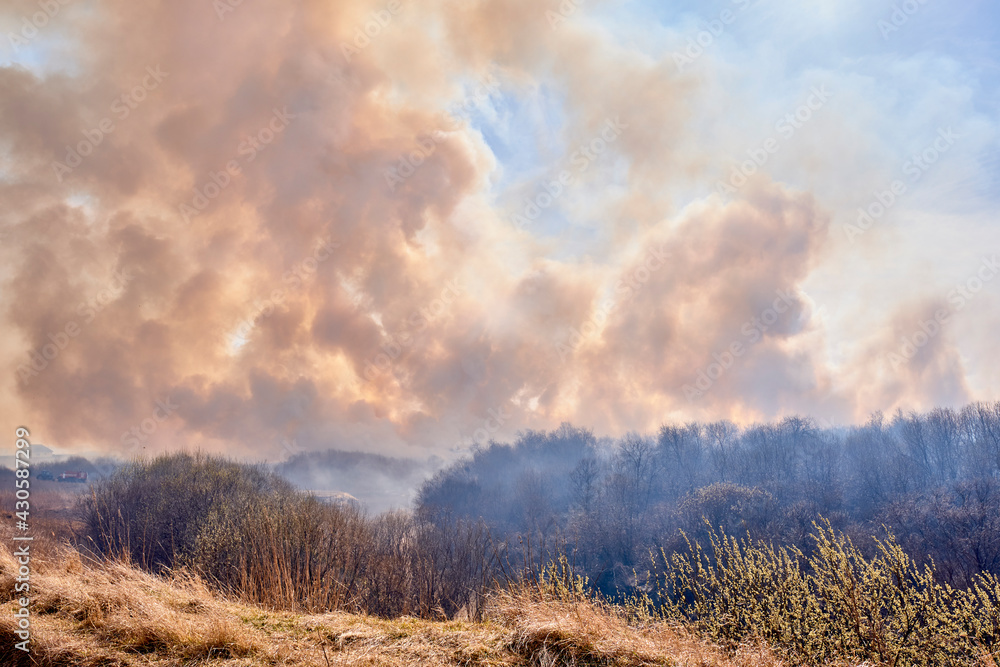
[0, 544, 802, 667]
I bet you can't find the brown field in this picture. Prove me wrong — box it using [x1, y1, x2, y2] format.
[0, 486, 790, 666]
[0, 538, 817, 667]
[1, 459, 996, 666]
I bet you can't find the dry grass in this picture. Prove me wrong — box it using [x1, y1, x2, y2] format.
[0, 543, 266, 666]
[0, 483, 87, 544]
[490, 589, 793, 667]
[0, 542, 811, 667]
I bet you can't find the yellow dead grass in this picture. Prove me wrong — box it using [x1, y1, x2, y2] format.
[490, 588, 790, 667]
[0, 542, 843, 666]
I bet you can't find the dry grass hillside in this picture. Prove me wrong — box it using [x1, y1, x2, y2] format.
[3, 455, 999, 666]
[0, 541, 815, 667]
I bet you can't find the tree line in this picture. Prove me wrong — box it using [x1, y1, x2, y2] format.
[417, 402, 1000, 591]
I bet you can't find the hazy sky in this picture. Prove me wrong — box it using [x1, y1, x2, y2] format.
[1, 0, 997, 461]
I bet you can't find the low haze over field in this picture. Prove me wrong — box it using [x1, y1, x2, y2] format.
[1, 0, 998, 464]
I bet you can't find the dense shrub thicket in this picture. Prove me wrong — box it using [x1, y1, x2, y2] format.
[81, 453, 492, 618]
[528, 522, 1000, 666]
[656, 521, 999, 665]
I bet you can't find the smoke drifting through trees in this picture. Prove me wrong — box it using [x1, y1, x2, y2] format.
[416, 401, 1000, 591]
[66, 400, 1000, 628]
[275, 448, 439, 512]
[69, 402, 1000, 664]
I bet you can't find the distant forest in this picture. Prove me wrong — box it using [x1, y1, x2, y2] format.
[18, 401, 1000, 604]
[415, 402, 1000, 591]
[69, 401, 1000, 660]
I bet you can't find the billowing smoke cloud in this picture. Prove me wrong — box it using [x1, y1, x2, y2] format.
[0, 0, 995, 466]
